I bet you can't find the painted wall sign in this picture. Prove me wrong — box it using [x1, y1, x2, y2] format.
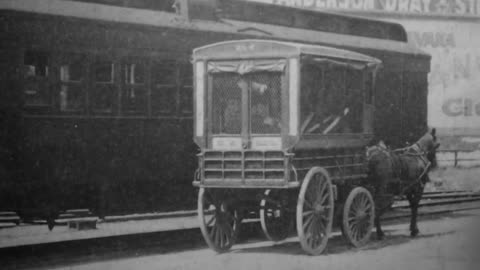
[250, 0, 480, 16]
[399, 20, 480, 135]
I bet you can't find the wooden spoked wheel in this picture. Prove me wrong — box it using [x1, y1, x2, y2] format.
[198, 188, 240, 252]
[260, 189, 293, 242]
[296, 168, 334, 255]
[342, 187, 375, 248]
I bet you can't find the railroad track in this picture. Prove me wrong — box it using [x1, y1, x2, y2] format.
[3, 190, 480, 270]
[395, 191, 480, 208]
[384, 190, 480, 220]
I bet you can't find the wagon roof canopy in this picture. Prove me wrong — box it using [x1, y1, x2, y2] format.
[193, 40, 382, 66]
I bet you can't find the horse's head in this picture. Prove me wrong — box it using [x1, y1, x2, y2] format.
[416, 128, 440, 168]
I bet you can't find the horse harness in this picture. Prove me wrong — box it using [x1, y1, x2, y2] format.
[393, 143, 431, 195]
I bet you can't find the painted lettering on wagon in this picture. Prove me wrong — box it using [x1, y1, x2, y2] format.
[256, 0, 480, 16]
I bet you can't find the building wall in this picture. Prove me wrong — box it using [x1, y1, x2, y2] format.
[247, 0, 480, 141]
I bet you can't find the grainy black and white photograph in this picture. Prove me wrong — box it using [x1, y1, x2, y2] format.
[1, 0, 479, 269]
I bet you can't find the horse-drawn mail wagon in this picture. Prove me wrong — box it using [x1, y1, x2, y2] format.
[191, 39, 431, 255]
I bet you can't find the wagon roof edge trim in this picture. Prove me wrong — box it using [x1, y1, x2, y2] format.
[192, 39, 382, 65]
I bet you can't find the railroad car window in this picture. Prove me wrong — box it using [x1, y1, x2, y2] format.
[92, 61, 116, 113]
[124, 63, 145, 84]
[95, 62, 114, 83]
[180, 64, 193, 114]
[59, 54, 85, 112]
[60, 62, 82, 82]
[23, 50, 50, 107]
[121, 62, 147, 115]
[151, 62, 177, 114]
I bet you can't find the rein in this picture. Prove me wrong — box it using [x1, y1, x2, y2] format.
[393, 143, 426, 156]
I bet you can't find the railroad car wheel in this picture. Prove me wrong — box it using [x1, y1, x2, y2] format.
[296, 168, 334, 255]
[197, 188, 240, 252]
[260, 189, 293, 242]
[342, 187, 375, 248]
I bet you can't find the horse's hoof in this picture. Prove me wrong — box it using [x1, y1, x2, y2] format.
[410, 229, 419, 237]
[47, 220, 55, 231]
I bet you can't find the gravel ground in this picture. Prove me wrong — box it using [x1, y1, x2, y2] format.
[53, 210, 480, 270]
[429, 167, 480, 192]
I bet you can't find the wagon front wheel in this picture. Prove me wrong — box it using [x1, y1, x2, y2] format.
[296, 168, 334, 255]
[342, 187, 375, 247]
[198, 188, 240, 252]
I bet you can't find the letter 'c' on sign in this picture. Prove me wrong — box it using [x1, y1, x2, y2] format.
[442, 98, 463, 117]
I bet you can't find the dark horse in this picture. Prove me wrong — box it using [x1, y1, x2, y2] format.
[366, 129, 440, 239]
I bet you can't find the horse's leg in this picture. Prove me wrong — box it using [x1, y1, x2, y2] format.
[374, 208, 384, 240]
[374, 195, 390, 240]
[407, 187, 422, 237]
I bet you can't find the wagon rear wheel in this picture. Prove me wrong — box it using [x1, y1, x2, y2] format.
[198, 188, 240, 252]
[342, 187, 375, 248]
[260, 189, 293, 242]
[296, 168, 334, 255]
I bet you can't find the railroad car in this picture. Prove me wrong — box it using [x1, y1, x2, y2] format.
[0, 0, 429, 223]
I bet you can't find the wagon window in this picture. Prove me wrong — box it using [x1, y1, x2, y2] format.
[211, 72, 242, 134]
[151, 61, 177, 115]
[59, 54, 85, 112]
[249, 72, 282, 134]
[121, 62, 147, 115]
[300, 64, 323, 133]
[345, 69, 364, 133]
[91, 61, 116, 113]
[301, 64, 363, 134]
[23, 50, 51, 107]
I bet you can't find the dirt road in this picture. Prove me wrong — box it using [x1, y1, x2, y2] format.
[52, 210, 480, 270]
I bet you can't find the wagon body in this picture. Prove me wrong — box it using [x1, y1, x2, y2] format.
[192, 38, 430, 255]
[192, 39, 380, 190]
